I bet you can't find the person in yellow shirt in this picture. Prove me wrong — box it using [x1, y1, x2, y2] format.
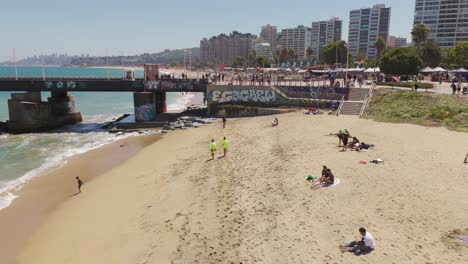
[221, 137, 229, 157]
[210, 139, 217, 160]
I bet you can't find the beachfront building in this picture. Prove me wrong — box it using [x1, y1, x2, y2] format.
[348, 4, 391, 59]
[388, 35, 408, 47]
[260, 24, 277, 55]
[252, 42, 273, 59]
[277, 25, 312, 59]
[200, 31, 257, 65]
[413, 0, 468, 47]
[311, 17, 343, 59]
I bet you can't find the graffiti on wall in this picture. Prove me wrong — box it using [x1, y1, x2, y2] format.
[211, 89, 276, 103]
[135, 104, 156, 122]
[44, 81, 77, 90]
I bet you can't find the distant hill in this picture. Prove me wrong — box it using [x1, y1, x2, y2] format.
[5, 48, 200, 67]
[68, 48, 200, 67]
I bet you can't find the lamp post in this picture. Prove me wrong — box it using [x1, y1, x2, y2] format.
[13, 48, 18, 80]
[189, 50, 192, 78]
[106, 48, 109, 80]
[34, 49, 46, 80]
[118, 51, 124, 79]
[344, 44, 349, 87]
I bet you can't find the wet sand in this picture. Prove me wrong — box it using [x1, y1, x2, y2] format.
[0, 133, 159, 264]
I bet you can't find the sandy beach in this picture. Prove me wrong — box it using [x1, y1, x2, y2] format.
[10, 112, 468, 264]
[0, 133, 159, 264]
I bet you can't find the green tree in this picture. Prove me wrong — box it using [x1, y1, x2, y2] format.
[248, 50, 257, 67]
[411, 24, 430, 49]
[452, 41, 468, 68]
[256, 56, 272, 68]
[232, 56, 245, 68]
[288, 49, 298, 61]
[279, 48, 289, 63]
[441, 47, 456, 69]
[321, 41, 351, 65]
[380, 47, 423, 75]
[420, 40, 442, 67]
[375, 37, 387, 60]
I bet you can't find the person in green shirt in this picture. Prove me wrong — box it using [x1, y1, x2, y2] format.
[210, 139, 217, 160]
[221, 137, 229, 157]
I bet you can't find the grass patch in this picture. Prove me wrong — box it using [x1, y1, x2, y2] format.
[376, 82, 433, 89]
[364, 89, 468, 132]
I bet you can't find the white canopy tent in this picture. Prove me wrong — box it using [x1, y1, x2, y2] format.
[364, 67, 380, 73]
[420, 66, 434, 73]
[432, 67, 447, 72]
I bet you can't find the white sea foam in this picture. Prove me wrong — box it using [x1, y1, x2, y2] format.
[0, 191, 17, 210]
[0, 128, 155, 211]
[167, 93, 195, 111]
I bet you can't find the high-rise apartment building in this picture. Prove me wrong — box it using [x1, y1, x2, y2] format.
[200, 31, 257, 65]
[277, 25, 312, 59]
[348, 4, 391, 59]
[260, 24, 277, 54]
[388, 36, 408, 47]
[311, 17, 342, 59]
[414, 0, 468, 47]
[252, 43, 273, 59]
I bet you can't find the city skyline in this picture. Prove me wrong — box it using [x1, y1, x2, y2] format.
[0, 0, 413, 62]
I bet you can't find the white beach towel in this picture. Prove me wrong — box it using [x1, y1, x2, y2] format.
[331, 178, 341, 187]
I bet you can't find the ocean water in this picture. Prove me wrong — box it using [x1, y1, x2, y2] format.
[0, 66, 195, 210]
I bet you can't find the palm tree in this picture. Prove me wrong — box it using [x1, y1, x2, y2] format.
[411, 24, 430, 49]
[375, 37, 387, 59]
[306, 47, 314, 61]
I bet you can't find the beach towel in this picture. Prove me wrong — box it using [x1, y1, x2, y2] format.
[331, 178, 341, 187]
[316, 178, 341, 188]
[459, 236, 468, 246]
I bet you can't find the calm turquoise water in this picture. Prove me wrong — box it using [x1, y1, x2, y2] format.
[0, 66, 194, 209]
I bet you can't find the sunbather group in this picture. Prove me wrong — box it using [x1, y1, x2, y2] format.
[307, 165, 335, 189]
[333, 129, 374, 152]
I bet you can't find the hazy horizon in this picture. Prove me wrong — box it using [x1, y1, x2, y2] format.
[1, 0, 414, 62]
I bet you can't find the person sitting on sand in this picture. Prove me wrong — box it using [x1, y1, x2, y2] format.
[464, 153, 468, 164]
[272, 118, 279, 127]
[340, 227, 375, 255]
[210, 139, 217, 160]
[322, 169, 335, 186]
[349, 137, 360, 148]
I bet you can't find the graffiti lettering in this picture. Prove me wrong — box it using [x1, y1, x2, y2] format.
[211, 89, 276, 103]
[146, 81, 159, 90]
[135, 104, 156, 122]
[66, 81, 76, 89]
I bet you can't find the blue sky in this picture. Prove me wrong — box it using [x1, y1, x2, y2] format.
[0, 0, 414, 61]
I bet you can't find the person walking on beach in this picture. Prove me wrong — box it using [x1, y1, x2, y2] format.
[340, 227, 375, 255]
[210, 139, 217, 160]
[222, 116, 227, 129]
[75, 176, 83, 194]
[464, 153, 468, 164]
[221, 137, 229, 157]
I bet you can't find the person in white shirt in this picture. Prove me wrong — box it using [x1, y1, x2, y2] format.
[340, 227, 375, 255]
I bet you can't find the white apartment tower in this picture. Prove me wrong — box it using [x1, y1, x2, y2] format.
[260, 24, 277, 54]
[414, 0, 468, 47]
[311, 17, 342, 59]
[348, 4, 391, 59]
[278, 25, 312, 59]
